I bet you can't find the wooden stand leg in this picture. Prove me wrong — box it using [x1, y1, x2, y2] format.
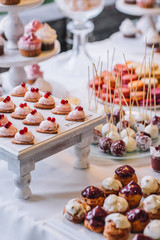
[13, 173, 31, 200]
[74, 130, 93, 169]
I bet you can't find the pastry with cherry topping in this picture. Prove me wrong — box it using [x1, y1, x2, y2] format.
[103, 194, 129, 215]
[110, 140, 126, 157]
[99, 137, 113, 153]
[103, 213, 131, 240]
[0, 114, 8, 126]
[0, 121, 17, 137]
[81, 186, 105, 208]
[34, 91, 55, 109]
[12, 127, 34, 145]
[52, 99, 71, 115]
[101, 177, 122, 197]
[24, 88, 41, 102]
[63, 198, 91, 223]
[140, 176, 160, 197]
[0, 96, 15, 113]
[84, 206, 107, 233]
[11, 82, 28, 97]
[11, 103, 32, 120]
[36, 117, 59, 134]
[126, 208, 150, 233]
[23, 109, 44, 126]
[142, 195, 160, 219]
[119, 181, 142, 208]
[114, 165, 138, 186]
[65, 106, 85, 122]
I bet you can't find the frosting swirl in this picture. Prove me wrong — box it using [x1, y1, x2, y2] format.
[105, 213, 131, 229]
[103, 194, 129, 213]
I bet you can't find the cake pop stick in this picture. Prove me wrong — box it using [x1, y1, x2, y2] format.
[144, 58, 151, 127]
[88, 66, 91, 111]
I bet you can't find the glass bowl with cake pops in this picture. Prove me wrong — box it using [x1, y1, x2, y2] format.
[89, 61, 160, 161]
[55, 0, 104, 78]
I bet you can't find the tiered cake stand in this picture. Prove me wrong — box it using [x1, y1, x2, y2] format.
[0, 0, 60, 88]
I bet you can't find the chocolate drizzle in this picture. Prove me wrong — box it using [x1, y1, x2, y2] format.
[81, 186, 104, 199]
[85, 206, 107, 227]
[120, 181, 142, 196]
[115, 165, 135, 177]
[127, 208, 149, 222]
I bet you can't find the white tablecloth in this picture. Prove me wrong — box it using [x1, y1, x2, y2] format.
[0, 35, 160, 240]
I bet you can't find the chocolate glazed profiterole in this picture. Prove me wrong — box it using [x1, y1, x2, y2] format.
[81, 186, 105, 208]
[114, 165, 138, 186]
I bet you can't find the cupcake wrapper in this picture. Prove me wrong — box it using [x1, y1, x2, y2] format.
[19, 48, 41, 57]
[42, 42, 55, 51]
[0, 0, 20, 5]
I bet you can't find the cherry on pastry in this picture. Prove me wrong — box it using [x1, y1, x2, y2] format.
[99, 137, 113, 153]
[44, 91, 51, 98]
[111, 140, 126, 157]
[31, 109, 37, 115]
[4, 121, 12, 129]
[3, 96, 11, 103]
[35, 88, 39, 92]
[21, 82, 26, 87]
[19, 127, 28, 135]
[19, 103, 27, 108]
[0, 114, 4, 119]
[75, 106, 83, 111]
[61, 99, 68, 105]
[30, 88, 35, 92]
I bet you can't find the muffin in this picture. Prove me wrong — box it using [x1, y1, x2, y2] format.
[35, 23, 57, 51]
[63, 198, 91, 223]
[142, 195, 160, 219]
[25, 64, 43, 85]
[140, 176, 160, 197]
[101, 177, 122, 197]
[103, 194, 129, 215]
[114, 165, 138, 186]
[18, 32, 41, 57]
[103, 213, 131, 240]
[126, 208, 150, 233]
[81, 186, 105, 208]
[119, 181, 142, 208]
[84, 206, 107, 233]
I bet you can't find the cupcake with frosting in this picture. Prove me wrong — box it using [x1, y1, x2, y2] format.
[0, 96, 15, 113]
[18, 32, 41, 57]
[143, 28, 160, 48]
[34, 91, 55, 109]
[36, 117, 59, 134]
[52, 99, 71, 115]
[25, 64, 43, 85]
[24, 20, 43, 34]
[11, 82, 28, 97]
[36, 23, 57, 51]
[0, 114, 8, 126]
[23, 109, 44, 126]
[24, 87, 41, 102]
[119, 19, 137, 38]
[12, 127, 34, 145]
[0, 121, 17, 137]
[65, 106, 85, 122]
[11, 103, 32, 120]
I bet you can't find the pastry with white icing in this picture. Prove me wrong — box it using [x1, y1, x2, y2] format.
[103, 213, 131, 240]
[101, 177, 122, 196]
[141, 176, 160, 197]
[144, 220, 160, 240]
[65, 106, 85, 122]
[119, 19, 136, 38]
[12, 127, 34, 145]
[34, 91, 55, 109]
[142, 195, 160, 219]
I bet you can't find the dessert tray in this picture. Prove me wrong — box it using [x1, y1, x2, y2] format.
[0, 0, 43, 11]
[0, 94, 105, 200]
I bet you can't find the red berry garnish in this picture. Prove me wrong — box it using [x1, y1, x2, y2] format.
[19, 103, 24, 108]
[31, 88, 35, 92]
[46, 91, 51, 96]
[0, 114, 4, 119]
[44, 93, 49, 98]
[61, 100, 66, 105]
[24, 127, 28, 133]
[4, 121, 12, 129]
[31, 109, 37, 115]
[47, 117, 51, 121]
[75, 106, 83, 111]
[51, 118, 55, 122]
[21, 82, 25, 87]
[3, 96, 10, 103]
[24, 103, 27, 107]
[65, 100, 68, 104]
[19, 129, 24, 135]
[35, 88, 39, 92]
[0, 122, 1, 127]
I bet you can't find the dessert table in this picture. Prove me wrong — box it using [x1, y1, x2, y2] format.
[0, 36, 160, 239]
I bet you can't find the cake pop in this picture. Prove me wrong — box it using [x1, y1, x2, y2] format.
[111, 140, 126, 157]
[101, 123, 117, 137]
[145, 124, 159, 139]
[121, 128, 136, 139]
[136, 134, 152, 152]
[107, 131, 121, 142]
[99, 137, 113, 153]
[123, 136, 137, 152]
